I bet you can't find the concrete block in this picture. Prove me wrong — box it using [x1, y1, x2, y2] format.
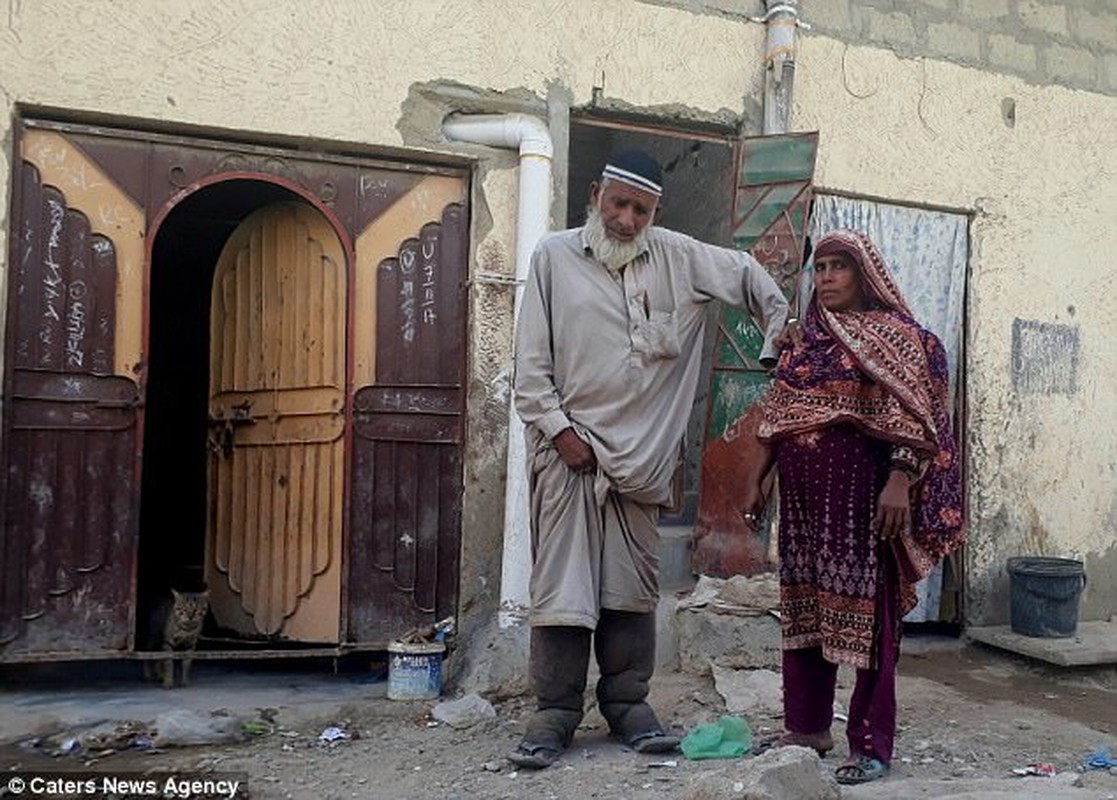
[1018, 1, 1070, 38]
[449, 621, 529, 698]
[919, 0, 958, 12]
[692, 0, 766, 18]
[959, 0, 1010, 20]
[988, 33, 1039, 74]
[684, 745, 841, 800]
[865, 8, 919, 48]
[1044, 42, 1099, 87]
[1070, 7, 1117, 49]
[927, 21, 983, 61]
[1105, 53, 1117, 90]
[676, 607, 782, 674]
[966, 620, 1117, 666]
[801, 0, 854, 34]
[712, 665, 783, 716]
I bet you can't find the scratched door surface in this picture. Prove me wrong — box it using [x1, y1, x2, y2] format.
[693, 132, 818, 577]
[207, 202, 346, 642]
[3, 120, 471, 657]
[347, 175, 467, 644]
[0, 131, 145, 657]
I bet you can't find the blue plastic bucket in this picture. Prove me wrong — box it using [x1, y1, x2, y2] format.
[387, 641, 445, 700]
[1007, 556, 1086, 638]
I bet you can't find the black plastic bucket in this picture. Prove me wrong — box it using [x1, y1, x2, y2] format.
[1007, 556, 1086, 638]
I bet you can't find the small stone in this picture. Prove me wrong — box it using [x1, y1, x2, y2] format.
[482, 760, 502, 772]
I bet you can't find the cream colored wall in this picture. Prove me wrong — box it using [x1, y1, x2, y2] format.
[0, 0, 762, 355]
[0, 0, 764, 671]
[0, 1, 756, 144]
[2, 1, 1114, 633]
[794, 38, 1117, 623]
[0, 0, 763, 295]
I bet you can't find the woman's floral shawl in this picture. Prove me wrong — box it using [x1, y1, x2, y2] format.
[759, 229, 965, 609]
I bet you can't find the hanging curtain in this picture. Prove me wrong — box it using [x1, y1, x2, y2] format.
[809, 195, 968, 622]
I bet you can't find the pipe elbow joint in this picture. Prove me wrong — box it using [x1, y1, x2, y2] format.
[442, 112, 552, 159]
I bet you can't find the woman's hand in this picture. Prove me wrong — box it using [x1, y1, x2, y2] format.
[773, 318, 803, 351]
[553, 427, 597, 472]
[873, 471, 912, 540]
[740, 481, 764, 532]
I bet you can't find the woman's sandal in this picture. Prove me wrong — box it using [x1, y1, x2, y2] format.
[835, 755, 890, 784]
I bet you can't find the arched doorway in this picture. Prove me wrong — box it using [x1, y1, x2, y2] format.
[2, 120, 469, 661]
[140, 181, 349, 645]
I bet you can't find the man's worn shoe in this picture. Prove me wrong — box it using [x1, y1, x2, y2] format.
[508, 706, 581, 770]
[627, 729, 681, 754]
[507, 741, 563, 769]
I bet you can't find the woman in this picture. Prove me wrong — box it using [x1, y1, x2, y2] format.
[741, 229, 964, 784]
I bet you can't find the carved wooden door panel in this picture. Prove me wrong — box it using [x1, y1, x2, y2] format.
[207, 202, 346, 642]
[347, 175, 467, 644]
[0, 130, 145, 657]
[2, 120, 471, 659]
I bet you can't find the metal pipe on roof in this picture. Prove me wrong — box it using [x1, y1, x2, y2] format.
[755, 0, 805, 134]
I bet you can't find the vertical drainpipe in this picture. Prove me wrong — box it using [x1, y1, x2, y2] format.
[756, 0, 803, 135]
[441, 113, 553, 629]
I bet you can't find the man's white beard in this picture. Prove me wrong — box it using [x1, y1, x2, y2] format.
[585, 205, 648, 273]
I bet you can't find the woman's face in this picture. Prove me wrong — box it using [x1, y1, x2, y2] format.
[814, 254, 865, 312]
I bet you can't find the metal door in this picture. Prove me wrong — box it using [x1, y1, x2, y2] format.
[2, 120, 470, 659]
[693, 132, 818, 577]
[0, 129, 145, 657]
[347, 175, 467, 644]
[207, 202, 346, 642]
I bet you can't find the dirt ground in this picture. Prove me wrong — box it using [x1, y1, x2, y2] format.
[2, 636, 1116, 800]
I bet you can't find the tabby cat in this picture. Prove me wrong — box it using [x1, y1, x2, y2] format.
[143, 588, 209, 689]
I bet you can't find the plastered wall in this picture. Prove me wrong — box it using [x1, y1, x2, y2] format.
[1, 1, 1114, 656]
[0, 0, 764, 683]
[793, 37, 1117, 624]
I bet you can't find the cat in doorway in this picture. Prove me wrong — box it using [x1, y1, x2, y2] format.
[143, 588, 209, 689]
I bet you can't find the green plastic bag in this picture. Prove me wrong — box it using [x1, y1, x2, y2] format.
[680, 715, 753, 760]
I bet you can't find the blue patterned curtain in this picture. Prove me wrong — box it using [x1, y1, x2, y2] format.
[809, 195, 968, 622]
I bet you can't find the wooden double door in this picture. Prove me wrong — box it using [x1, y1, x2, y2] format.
[0, 121, 468, 659]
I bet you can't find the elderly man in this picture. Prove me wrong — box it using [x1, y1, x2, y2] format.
[509, 150, 789, 769]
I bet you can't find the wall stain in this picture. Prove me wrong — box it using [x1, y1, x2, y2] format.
[1012, 317, 1080, 396]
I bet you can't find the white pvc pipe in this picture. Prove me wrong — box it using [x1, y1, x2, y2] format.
[441, 113, 553, 628]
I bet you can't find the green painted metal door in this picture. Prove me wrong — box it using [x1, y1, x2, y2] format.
[693, 133, 819, 577]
